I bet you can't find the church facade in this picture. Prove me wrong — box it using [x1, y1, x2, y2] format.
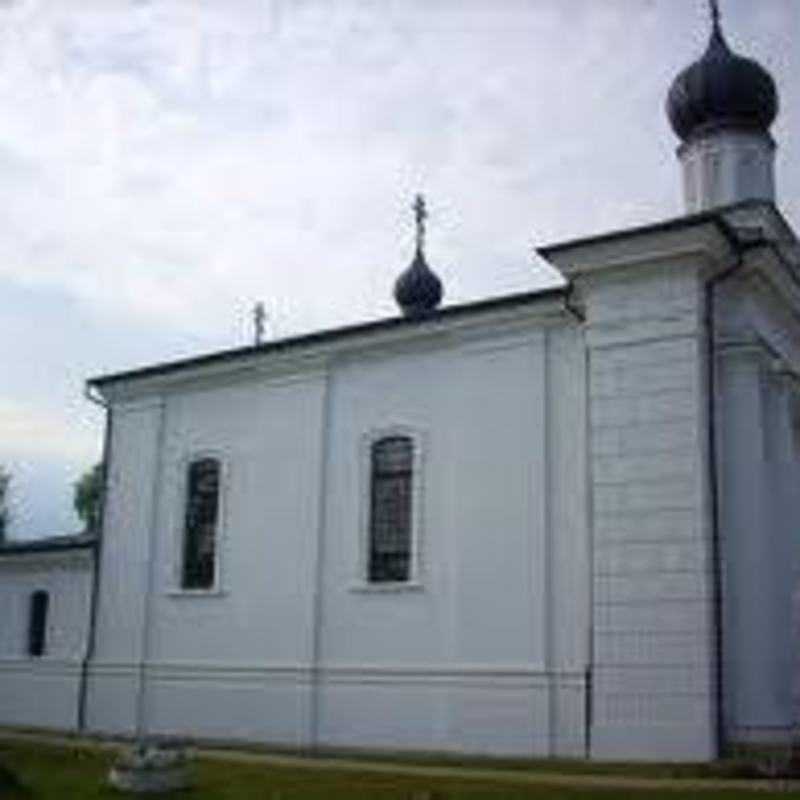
[1, 11, 798, 761]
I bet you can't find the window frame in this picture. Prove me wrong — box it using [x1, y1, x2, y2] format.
[170, 450, 228, 597]
[28, 589, 49, 658]
[789, 393, 800, 459]
[352, 425, 425, 592]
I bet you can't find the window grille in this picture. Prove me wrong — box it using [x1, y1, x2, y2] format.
[28, 590, 48, 657]
[369, 436, 413, 582]
[182, 457, 220, 590]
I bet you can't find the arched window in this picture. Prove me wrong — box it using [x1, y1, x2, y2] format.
[181, 457, 221, 590]
[369, 436, 414, 583]
[28, 590, 49, 657]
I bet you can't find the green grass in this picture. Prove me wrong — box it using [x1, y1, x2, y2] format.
[270, 748, 758, 780]
[1, 740, 798, 799]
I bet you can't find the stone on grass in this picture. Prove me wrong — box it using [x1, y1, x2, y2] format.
[108, 742, 191, 794]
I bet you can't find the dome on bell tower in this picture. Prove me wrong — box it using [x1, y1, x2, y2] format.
[666, 1, 780, 212]
[666, 2, 778, 143]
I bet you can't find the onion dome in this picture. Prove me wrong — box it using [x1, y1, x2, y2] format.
[666, 1, 778, 143]
[394, 195, 444, 317]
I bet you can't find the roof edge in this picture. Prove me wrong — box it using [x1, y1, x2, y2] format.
[0, 533, 97, 557]
[537, 198, 779, 258]
[87, 285, 569, 390]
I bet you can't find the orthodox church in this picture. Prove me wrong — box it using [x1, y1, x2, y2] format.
[1, 7, 798, 761]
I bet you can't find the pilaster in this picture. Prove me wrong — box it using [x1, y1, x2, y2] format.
[579, 263, 717, 760]
[716, 343, 797, 744]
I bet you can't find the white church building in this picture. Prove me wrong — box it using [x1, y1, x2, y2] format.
[1, 9, 798, 762]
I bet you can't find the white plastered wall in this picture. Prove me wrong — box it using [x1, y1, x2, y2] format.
[85, 397, 165, 734]
[582, 263, 716, 761]
[679, 130, 775, 213]
[85, 306, 590, 756]
[714, 249, 800, 747]
[0, 549, 93, 729]
[86, 378, 327, 743]
[317, 323, 588, 756]
[544, 224, 728, 762]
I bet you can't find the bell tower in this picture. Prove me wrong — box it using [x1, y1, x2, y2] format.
[666, 1, 779, 212]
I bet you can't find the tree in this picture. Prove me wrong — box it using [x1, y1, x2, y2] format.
[0, 466, 9, 543]
[74, 463, 104, 533]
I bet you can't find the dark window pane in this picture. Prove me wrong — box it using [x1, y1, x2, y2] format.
[369, 437, 413, 583]
[182, 458, 220, 589]
[28, 590, 48, 657]
[373, 437, 413, 474]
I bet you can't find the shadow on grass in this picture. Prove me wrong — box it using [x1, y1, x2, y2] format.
[0, 763, 32, 798]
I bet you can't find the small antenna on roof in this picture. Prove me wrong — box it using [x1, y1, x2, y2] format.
[253, 301, 267, 346]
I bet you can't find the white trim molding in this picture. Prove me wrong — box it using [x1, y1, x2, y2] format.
[86, 659, 584, 689]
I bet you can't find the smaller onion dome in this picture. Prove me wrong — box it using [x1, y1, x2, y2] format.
[393, 195, 444, 317]
[666, 3, 778, 143]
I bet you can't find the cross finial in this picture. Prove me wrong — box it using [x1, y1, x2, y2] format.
[709, 0, 721, 33]
[413, 193, 427, 253]
[253, 301, 266, 345]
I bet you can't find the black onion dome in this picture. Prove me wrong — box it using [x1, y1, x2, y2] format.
[394, 246, 443, 317]
[667, 22, 778, 142]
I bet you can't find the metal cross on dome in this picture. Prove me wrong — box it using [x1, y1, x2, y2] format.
[413, 193, 427, 254]
[709, 0, 721, 32]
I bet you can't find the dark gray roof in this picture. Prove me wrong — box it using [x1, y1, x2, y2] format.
[88, 285, 568, 389]
[0, 532, 97, 556]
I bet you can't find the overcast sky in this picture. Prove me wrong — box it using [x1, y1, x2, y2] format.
[1, 0, 798, 540]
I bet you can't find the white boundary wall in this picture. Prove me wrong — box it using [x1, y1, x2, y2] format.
[0, 548, 93, 730]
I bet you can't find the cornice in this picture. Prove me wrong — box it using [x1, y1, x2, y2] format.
[540, 221, 733, 281]
[96, 293, 571, 404]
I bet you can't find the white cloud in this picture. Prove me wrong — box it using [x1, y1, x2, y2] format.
[0, 399, 98, 463]
[0, 0, 797, 536]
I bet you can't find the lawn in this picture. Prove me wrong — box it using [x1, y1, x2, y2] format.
[1, 739, 798, 799]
